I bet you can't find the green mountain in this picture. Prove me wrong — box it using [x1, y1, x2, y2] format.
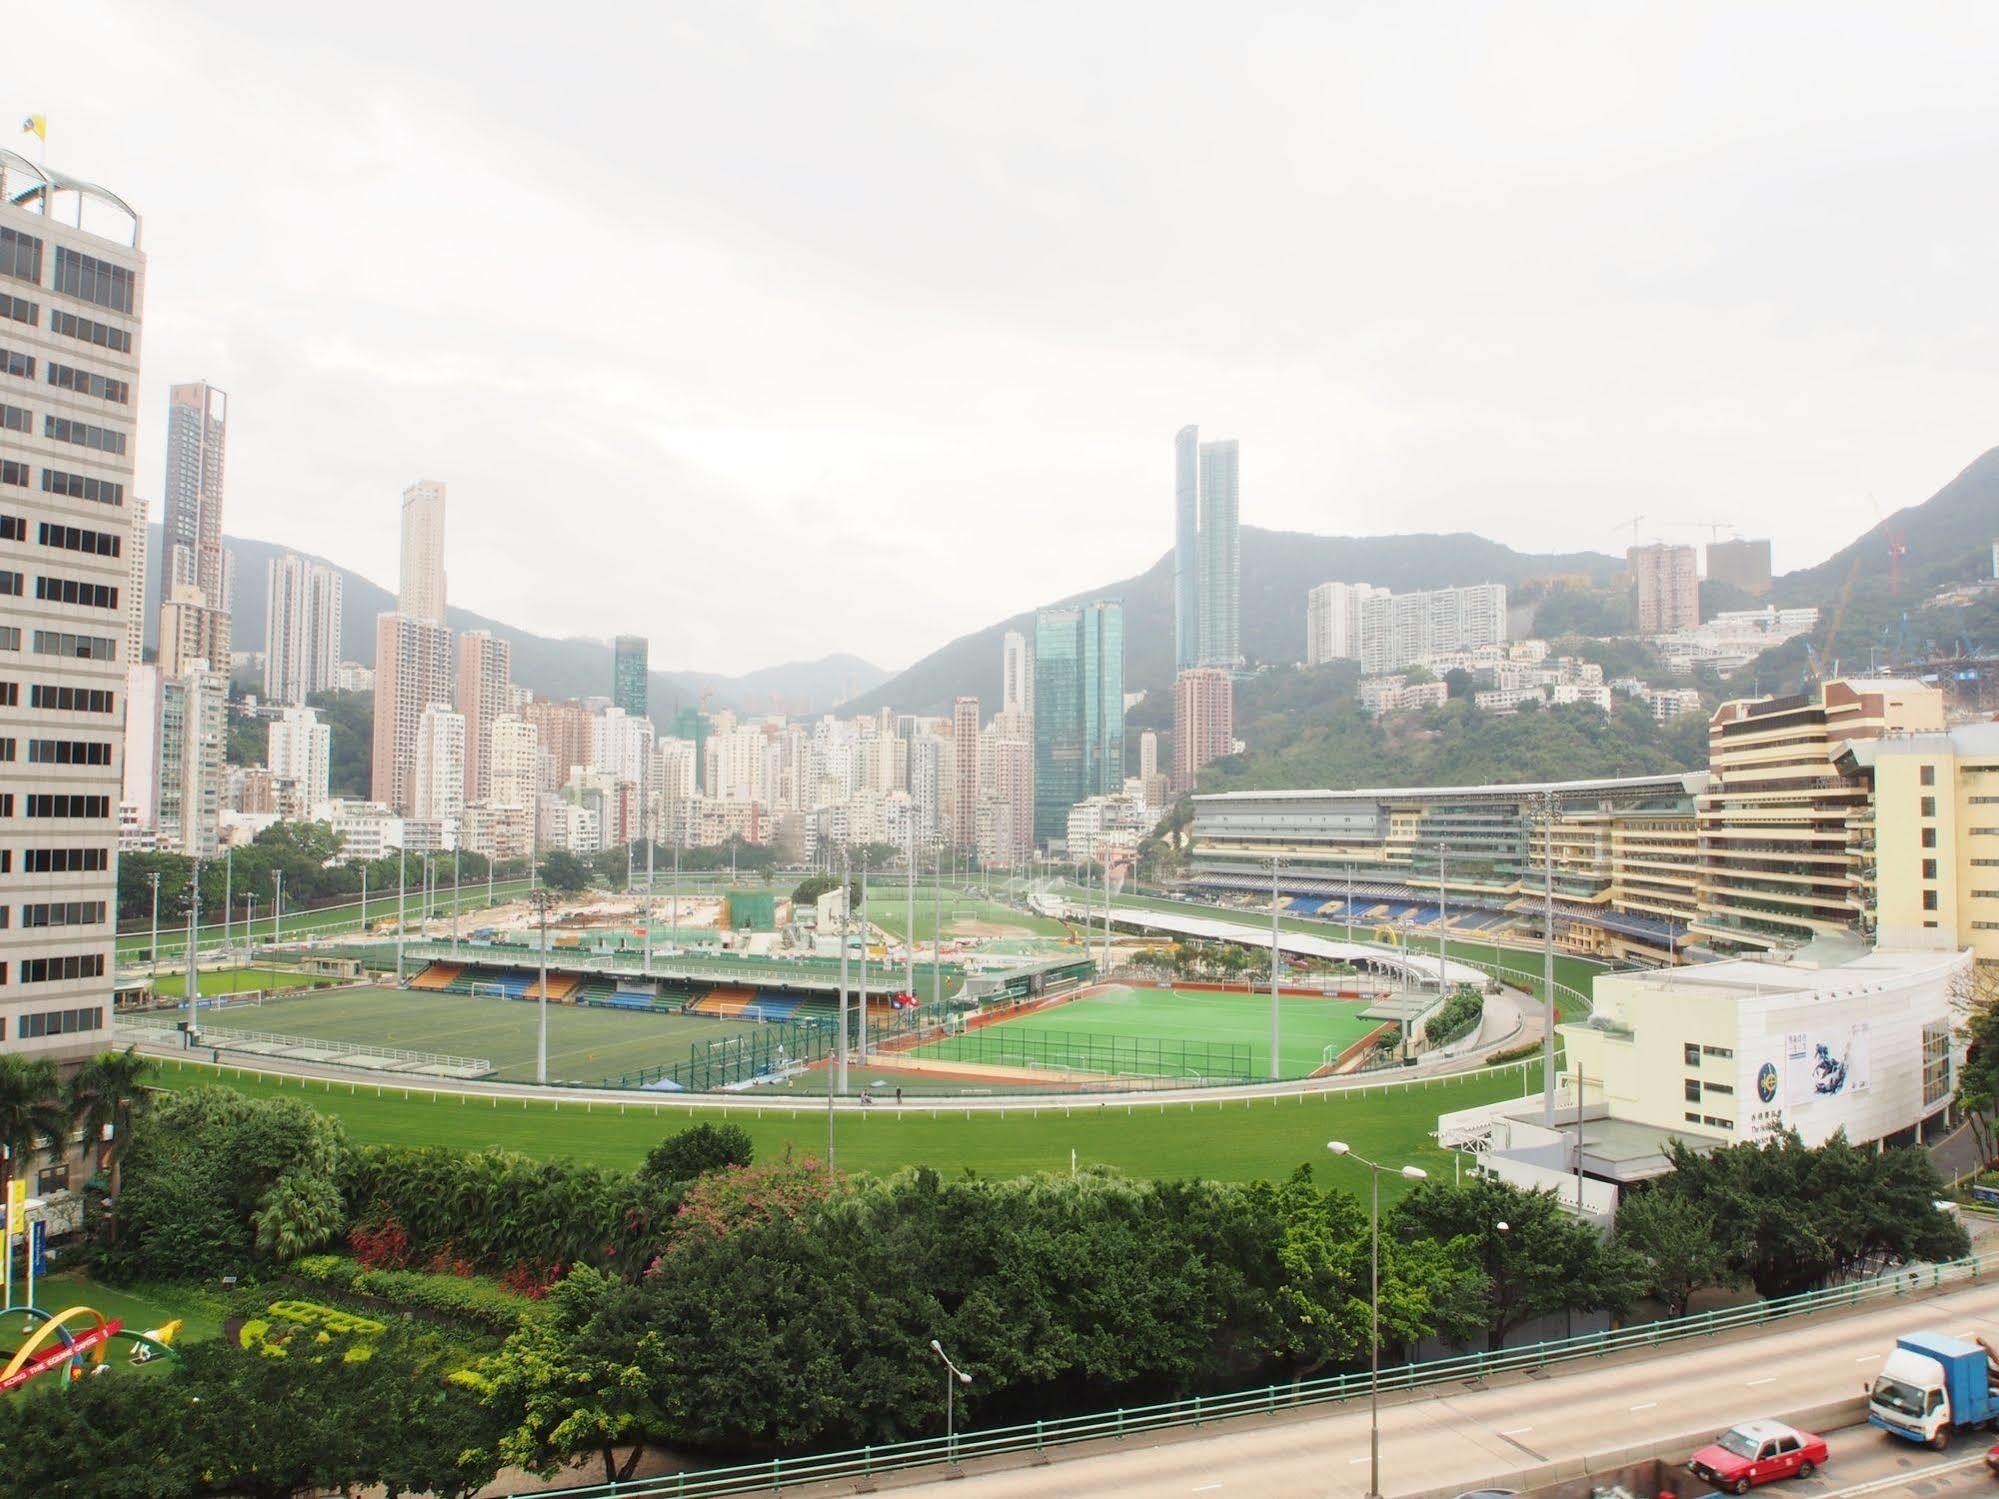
[847, 528, 1623, 715]
[1774, 445, 1999, 606]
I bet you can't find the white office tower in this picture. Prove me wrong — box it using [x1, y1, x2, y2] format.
[1306, 581, 1383, 666]
[909, 733, 946, 843]
[263, 552, 343, 706]
[121, 664, 165, 846]
[412, 703, 467, 827]
[1002, 630, 1034, 717]
[398, 479, 448, 623]
[487, 716, 543, 809]
[1357, 583, 1509, 676]
[160, 664, 226, 857]
[0, 157, 143, 1059]
[267, 706, 331, 815]
[124, 494, 147, 666]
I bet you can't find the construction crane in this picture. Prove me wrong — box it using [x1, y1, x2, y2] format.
[1663, 519, 1738, 542]
[1609, 514, 1647, 547]
[1866, 494, 1909, 598]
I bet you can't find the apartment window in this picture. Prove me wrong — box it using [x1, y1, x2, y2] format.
[30, 685, 114, 714]
[1703, 1080, 1735, 1096]
[0, 403, 28, 433]
[1702, 1044, 1735, 1059]
[22, 847, 107, 873]
[0, 292, 35, 327]
[1683, 1043, 1701, 1066]
[0, 628, 17, 652]
[24, 793, 110, 819]
[36, 522, 119, 557]
[0, 571, 19, 597]
[21, 901, 106, 929]
[1923, 827, 1938, 849]
[33, 575, 118, 610]
[0, 794, 12, 815]
[1923, 889, 1939, 911]
[0, 461, 24, 489]
[0, 515, 21, 540]
[18, 953, 106, 983]
[1920, 765, 1937, 787]
[1685, 1112, 1702, 1125]
[48, 309, 129, 354]
[18, 1005, 105, 1038]
[40, 470, 123, 507]
[30, 630, 116, 660]
[42, 415, 126, 456]
[1702, 1116, 1735, 1131]
[0, 852, 10, 874]
[45, 362, 129, 406]
[0, 738, 13, 761]
[1684, 1079, 1701, 1103]
[0, 683, 14, 705]
[51, 248, 133, 314]
[0, 226, 42, 284]
[27, 740, 113, 767]
[1921, 796, 1937, 818]
[33, 1165, 69, 1196]
[0, 347, 31, 379]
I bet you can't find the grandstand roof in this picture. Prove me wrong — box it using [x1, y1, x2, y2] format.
[1195, 771, 1704, 805]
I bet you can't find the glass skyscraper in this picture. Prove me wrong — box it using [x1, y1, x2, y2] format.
[1197, 438, 1240, 668]
[612, 634, 649, 720]
[1033, 601, 1125, 844]
[1173, 425, 1200, 671]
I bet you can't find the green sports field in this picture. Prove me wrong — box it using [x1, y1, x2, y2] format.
[184, 987, 773, 1087]
[865, 891, 1074, 944]
[915, 985, 1383, 1080]
[146, 966, 345, 1000]
[152, 1052, 1549, 1190]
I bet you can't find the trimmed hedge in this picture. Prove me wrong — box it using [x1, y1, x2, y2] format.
[1424, 987, 1484, 1049]
[292, 1253, 532, 1332]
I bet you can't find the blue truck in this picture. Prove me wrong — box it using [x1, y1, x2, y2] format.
[1868, 1331, 1999, 1448]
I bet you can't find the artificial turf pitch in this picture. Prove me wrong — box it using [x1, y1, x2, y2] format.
[915, 984, 1382, 1079]
[864, 891, 1074, 944]
[187, 987, 768, 1086]
[151, 1052, 1548, 1191]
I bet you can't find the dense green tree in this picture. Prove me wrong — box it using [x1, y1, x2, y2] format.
[0, 1055, 69, 1204]
[309, 688, 375, 796]
[536, 849, 595, 894]
[66, 1047, 152, 1209]
[639, 1122, 755, 1187]
[1613, 1186, 1734, 1318]
[1389, 1175, 1641, 1349]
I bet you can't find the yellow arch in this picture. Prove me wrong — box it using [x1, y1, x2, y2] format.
[1, 1306, 109, 1382]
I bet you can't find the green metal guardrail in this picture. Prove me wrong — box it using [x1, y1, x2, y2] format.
[520, 1247, 1999, 1499]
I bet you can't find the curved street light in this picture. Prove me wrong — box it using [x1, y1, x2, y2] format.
[1327, 1141, 1427, 1499]
[930, 1338, 973, 1462]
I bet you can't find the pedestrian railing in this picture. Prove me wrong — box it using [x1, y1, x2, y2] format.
[524, 1248, 1999, 1499]
[121, 1016, 490, 1075]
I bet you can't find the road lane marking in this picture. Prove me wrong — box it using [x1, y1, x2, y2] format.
[1631, 1402, 1658, 1412]
[1501, 1427, 1533, 1436]
[1748, 1377, 1776, 1386]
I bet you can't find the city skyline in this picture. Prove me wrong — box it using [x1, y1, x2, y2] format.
[9, 3, 1998, 675]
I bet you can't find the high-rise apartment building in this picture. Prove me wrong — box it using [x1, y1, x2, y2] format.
[487, 712, 544, 824]
[523, 697, 592, 788]
[1705, 538, 1772, 598]
[455, 630, 512, 804]
[1306, 580, 1384, 666]
[1629, 543, 1700, 635]
[1173, 426, 1200, 671]
[124, 494, 147, 666]
[120, 664, 165, 846]
[159, 664, 226, 857]
[1001, 630, 1033, 717]
[398, 480, 448, 623]
[1033, 601, 1124, 844]
[157, 580, 231, 678]
[370, 612, 453, 816]
[0, 159, 143, 1059]
[412, 704, 467, 827]
[263, 552, 342, 706]
[612, 634, 648, 720]
[159, 381, 226, 612]
[952, 696, 981, 852]
[989, 728, 1033, 866]
[267, 706, 331, 814]
[1356, 583, 1508, 676]
[1198, 439, 1241, 668]
[1173, 667, 1234, 792]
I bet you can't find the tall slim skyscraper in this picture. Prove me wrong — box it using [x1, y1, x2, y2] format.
[264, 552, 343, 706]
[1172, 426, 1200, 671]
[124, 494, 148, 666]
[1001, 629, 1033, 717]
[398, 479, 448, 623]
[160, 381, 227, 612]
[1197, 438, 1241, 668]
[612, 634, 649, 720]
[952, 696, 981, 853]
[412, 703, 467, 827]
[1032, 602, 1124, 845]
[1629, 543, 1700, 635]
[267, 707, 332, 813]
[0, 157, 143, 1058]
[456, 630, 513, 805]
[371, 613, 454, 816]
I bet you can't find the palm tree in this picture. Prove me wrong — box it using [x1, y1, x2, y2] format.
[67, 1047, 152, 1203]
[0, 1055, 70, 1206]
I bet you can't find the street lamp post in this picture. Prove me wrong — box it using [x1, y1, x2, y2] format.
[244, 894, 257, 970]
[1269, 856, 1282, 1080]
[929, 1339, 972, 1463]
[1540, 790, 1559, 1125]
[1325, 1140, 1428, 1499]
[271, 869, 284, 953]
[223, 849, 232, 963]
[526, 888, 555, 1085]
[396, 851, 407, 987]
[148, 872, 161, 984]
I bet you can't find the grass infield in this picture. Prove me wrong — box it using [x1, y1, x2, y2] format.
[145, 966, 345, 1000]
[865, 891, 1074, 944]
[183, 986, 771, 1086]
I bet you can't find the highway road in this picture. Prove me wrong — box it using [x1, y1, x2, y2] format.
[877, 1275, 1999, 1499]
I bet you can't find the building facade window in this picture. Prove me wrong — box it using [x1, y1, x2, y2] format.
[0, 226, 43, 283]
[17, 1005, 105, 1038]
[36, 522, 119, 557]
[42, 415, 126, 456]
[47, 309, 129, 354]
[51, 247, 134, 313]
[40, 469, 124, 506]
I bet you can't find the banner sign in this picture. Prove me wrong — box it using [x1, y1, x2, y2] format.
[30, 1219, 46, 1278]
[0, 1319, 121, 1393]
[5, 1178, 22, 1240]
[1786, 1022, 1871, 1106]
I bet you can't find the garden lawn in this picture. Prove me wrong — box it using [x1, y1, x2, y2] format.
[148, 1054, 1550, 1191]
[29, 1271, 226, 1343]
[174, 987, 769, 1087]
[917, 985, 1381, 1079]
[866, 891, 1074, 944]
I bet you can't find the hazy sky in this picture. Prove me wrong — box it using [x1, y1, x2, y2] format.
[8, 2, 1999, 675]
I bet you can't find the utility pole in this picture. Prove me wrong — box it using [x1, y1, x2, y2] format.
[396, 850, 407, 986]
[1542, 791, 1559, 1126]
[359, 866, 367, 938]
[1270, 856, 1282, 1080]
[223, 847, 232, 962]
[858, 852, 869, 1065]
[148, 871, 160, 985]
[245, 894, 257, 970]
[271, 868, 284, 953]
[932, 846, 942, 1012]
[643, 831, 655, 974]
[183, 857, 202, 1036]
[837, 848, 850, 1094]
[1437, 844, 1448, 1007]
[527, 888, 555, 1085]
[905, 816, 916, 1003]
[452, 846, 461, 955]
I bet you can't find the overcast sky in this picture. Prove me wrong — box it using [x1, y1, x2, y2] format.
[8, 2, 1998, 675]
